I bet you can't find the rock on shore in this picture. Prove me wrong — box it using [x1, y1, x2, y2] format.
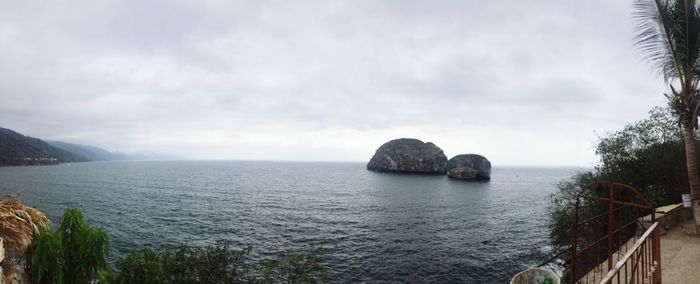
[447, 154, 491, 180]
[367, 138, 448, 174]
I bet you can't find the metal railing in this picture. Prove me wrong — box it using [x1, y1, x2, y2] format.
[598, 222, 661, 284]
[535, 181, 661, 284]
[570, 182, 656, 283]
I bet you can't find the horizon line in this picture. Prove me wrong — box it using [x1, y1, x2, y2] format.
[85, 159, 594, 168]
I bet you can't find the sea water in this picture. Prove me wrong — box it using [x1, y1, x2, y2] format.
[0, 161, 579, 282]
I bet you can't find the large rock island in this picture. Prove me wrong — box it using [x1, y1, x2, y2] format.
[367, 138, 448, 174]
[447, 154, 491, 180]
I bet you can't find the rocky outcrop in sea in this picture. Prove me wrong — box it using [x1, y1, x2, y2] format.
[367, 138, 448, 174]
[447, 154, 491, 180]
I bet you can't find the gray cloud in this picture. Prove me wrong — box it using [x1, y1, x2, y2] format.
[0, 0, 669, 166]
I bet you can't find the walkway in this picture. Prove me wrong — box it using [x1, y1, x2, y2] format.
[660, 218, 700, 283]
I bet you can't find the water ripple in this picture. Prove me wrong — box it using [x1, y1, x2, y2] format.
[0, 161, 577, 283]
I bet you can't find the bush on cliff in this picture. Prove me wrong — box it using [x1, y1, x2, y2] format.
[259, 249, 327, 284]
[102, 243, 327, 284]
[31, 208, 109, 284]
[108, 243, 253, 284]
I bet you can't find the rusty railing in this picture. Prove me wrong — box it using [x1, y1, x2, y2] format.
[598, 222, 661, 284]
[571, 182, 655, 283]
[536, 181, 660, 283]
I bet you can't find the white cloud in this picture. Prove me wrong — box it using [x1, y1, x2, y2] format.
[0, 0, 671, 166]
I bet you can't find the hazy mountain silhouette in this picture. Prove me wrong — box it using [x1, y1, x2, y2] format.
[0, 127, 88, 164]
[0, 126, 179, 165]
[47, 141, 129, 161]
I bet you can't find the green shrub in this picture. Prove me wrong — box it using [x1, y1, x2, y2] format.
[594, 106, 692, 205]
[31, 208, 109, 284]
[31, 229, 64, 283]
[159, 244, 198, 284]
[263, 251, 328, 284]
[548, 171, 600, 251]
[114, 248, 168, 284]
[112, 242, 255, 284]
[260, 250, 327, 284]
[191, 244, 252, 284]
[106, 244, 326, 284]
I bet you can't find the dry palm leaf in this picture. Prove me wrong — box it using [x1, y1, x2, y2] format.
[0, 195, 51, 256]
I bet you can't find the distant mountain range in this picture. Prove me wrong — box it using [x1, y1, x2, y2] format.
[0, 127, 88, 165]
[46, 141, 129, 161]
[0, 126, 176, 166]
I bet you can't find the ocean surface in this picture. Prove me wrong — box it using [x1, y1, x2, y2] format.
[0, 161, 579, 283]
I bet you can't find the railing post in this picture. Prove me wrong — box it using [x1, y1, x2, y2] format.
[608, 182, 614, 271]
[653, 225, 661, 284]
[561, 182, 660, 284]
[571, 198, 580, 284]
[597, 222, 661, 284]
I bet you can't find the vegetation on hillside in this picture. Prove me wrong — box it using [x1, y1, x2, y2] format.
[547, 106, 696, 282]
[549, 107, 690, 249]
[0, 127, 88, 165]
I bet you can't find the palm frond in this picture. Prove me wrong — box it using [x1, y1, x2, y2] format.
[634, 0, 700, 83]
[0, 195, 51, 256]
[634, 0, 679, 81]
[635, 0, 700, 127]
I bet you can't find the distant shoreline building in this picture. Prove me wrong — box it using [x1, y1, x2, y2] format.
[0, 157, 59, 166]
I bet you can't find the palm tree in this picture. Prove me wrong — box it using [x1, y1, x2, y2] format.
[634, 0, 700, 232]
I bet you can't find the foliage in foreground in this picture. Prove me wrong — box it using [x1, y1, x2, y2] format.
[258, 250, 327, 284]
[100, 243, 327, 284]
[31, 208, 109, 284]
[29, 207, 327, 284]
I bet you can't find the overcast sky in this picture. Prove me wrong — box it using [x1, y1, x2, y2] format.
[0, 1, 670, 166]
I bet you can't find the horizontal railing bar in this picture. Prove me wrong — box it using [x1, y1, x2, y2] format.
[576, 219, 641, 255]
[538, 217, 644, 272]
[580, 181, 655, 208]
[579, 195, 655, 209]
[598, 222, 658, 284]
[577, 204, 631, 226]
[536, 246, 571, 267]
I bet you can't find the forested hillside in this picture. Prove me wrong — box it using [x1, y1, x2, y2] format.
[0, 127, 88, 165]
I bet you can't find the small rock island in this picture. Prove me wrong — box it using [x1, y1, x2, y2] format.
[447, 154, 491, 181]
[367, 138, 448, 174]
[367, 138, 492, 181]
